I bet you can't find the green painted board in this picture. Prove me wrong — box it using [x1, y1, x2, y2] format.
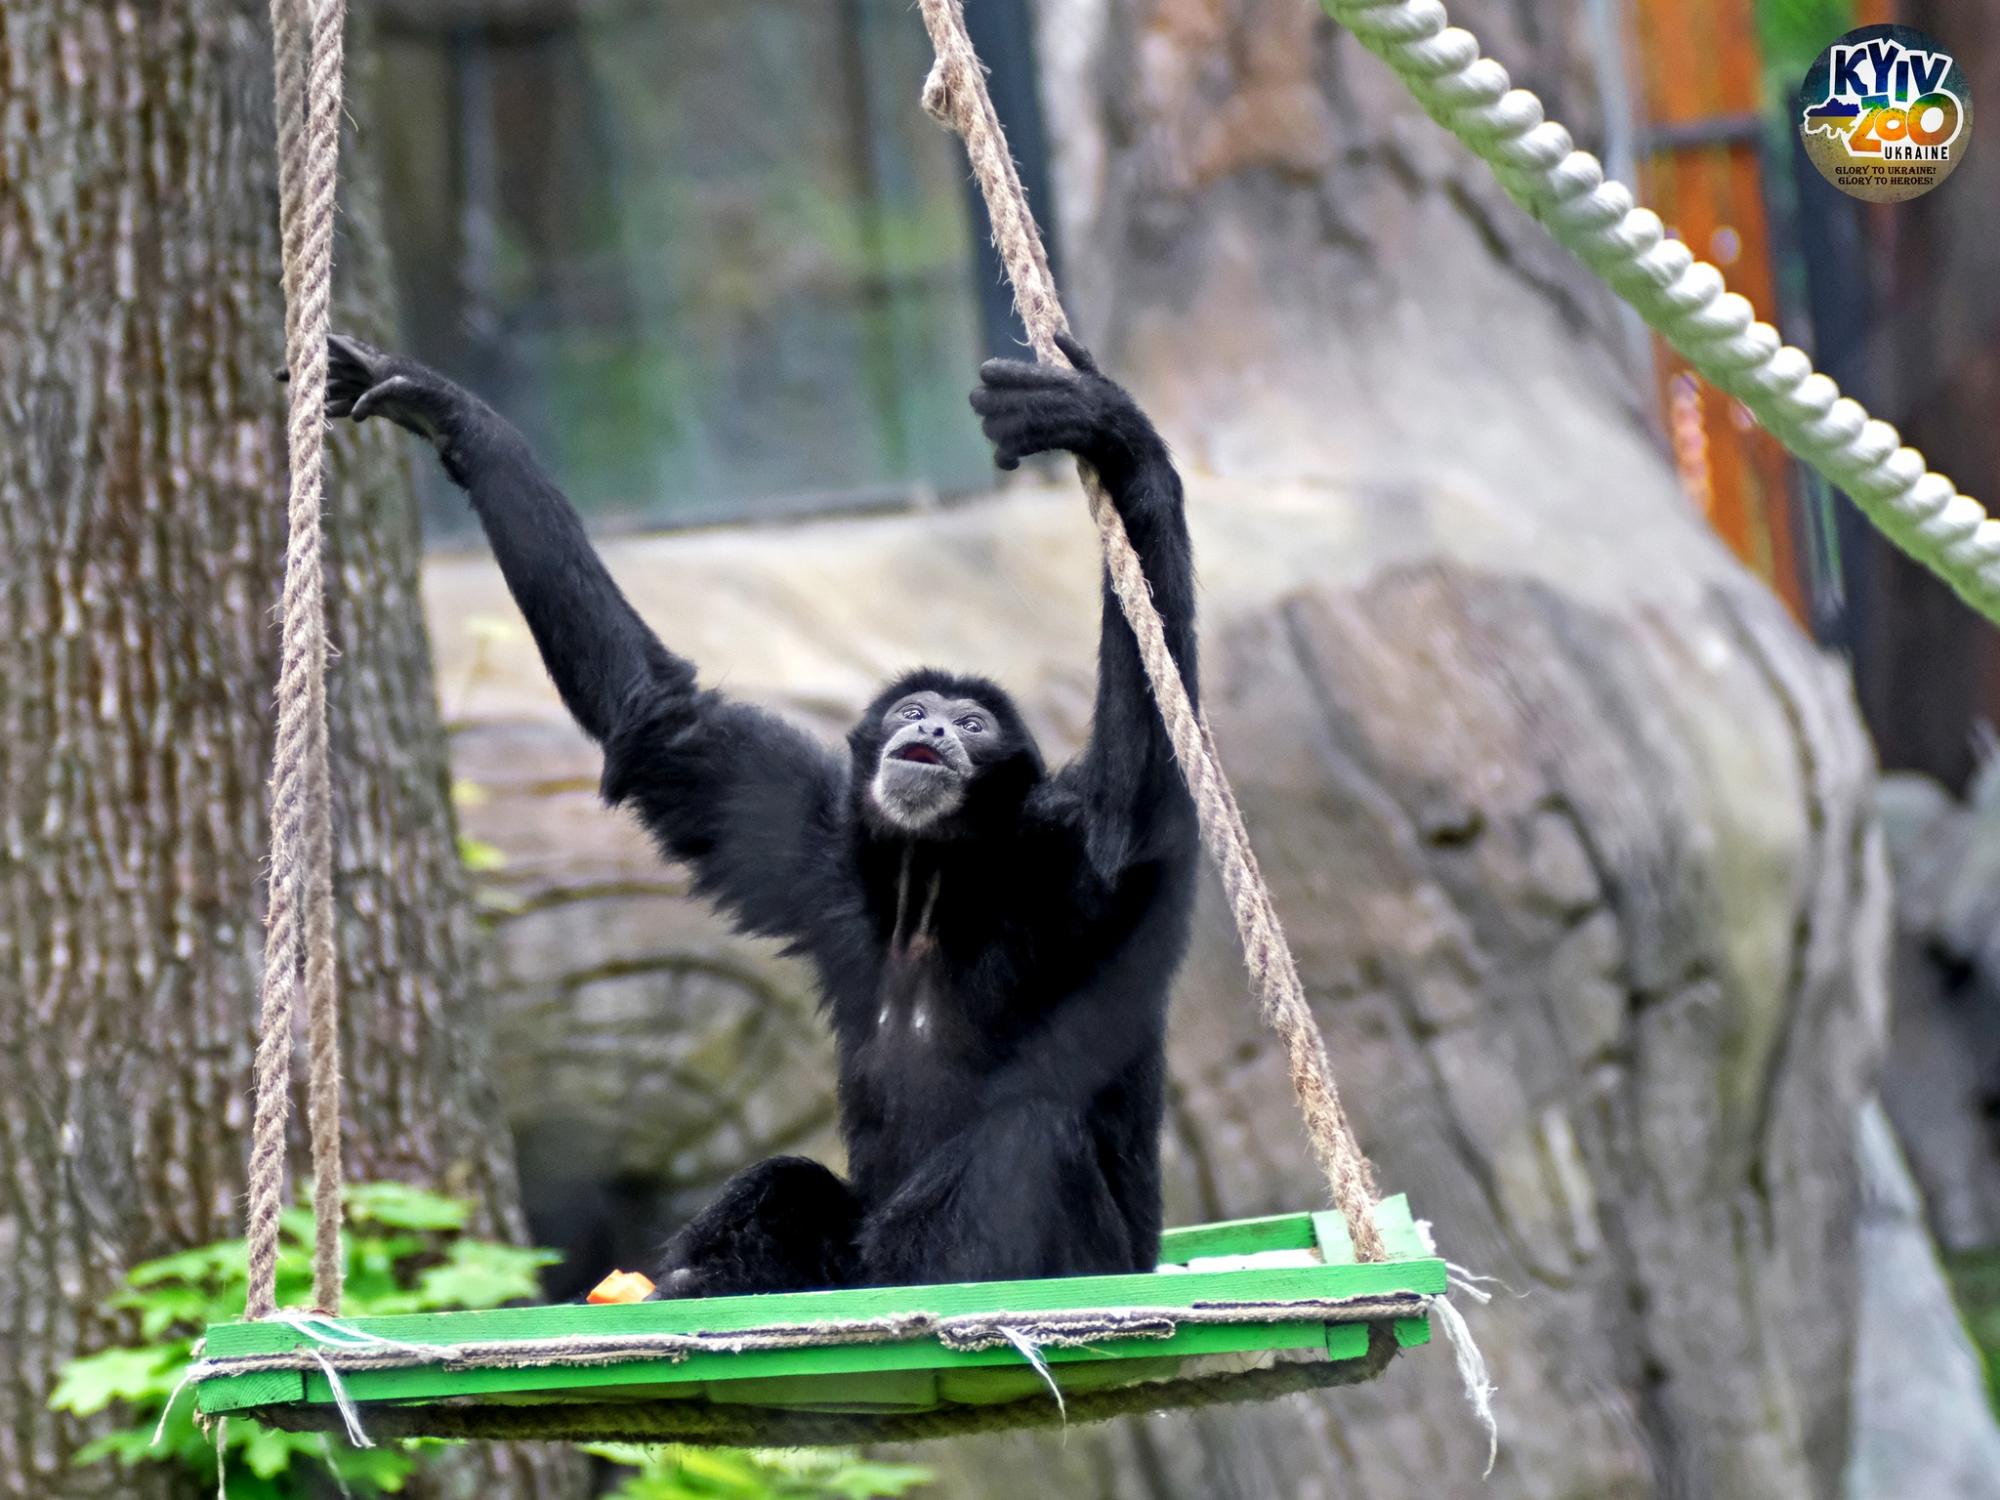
[1156, 1212, 1320, 1261]
[197, 1196, 1444, 1420]
[248, 1315, 1352, 1412]
[1363, 1195, 1435, 1350]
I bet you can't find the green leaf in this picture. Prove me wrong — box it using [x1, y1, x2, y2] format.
[238, 1423, 320, 1479]
[72, 1428, 165, 1467]
[48, 1347, 176, 1415]
[414, 1241, 560, 1311]
[112, 1282, 215, 1340]
[346, 1181, 470, 1232]
[583, 1442, 657, 1468]
[331, 1442, 422, 1491]
[825, 1462, 935, 1498]
[458, 834, 509, 872]
[597, 1445, 936, 1500]
[126, 1238, 247, 1289]
[279, 1204, 319, 1248]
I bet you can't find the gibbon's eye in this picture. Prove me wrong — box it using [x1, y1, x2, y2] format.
[956, 716, 986, 734]
[900, 705, 924, 721]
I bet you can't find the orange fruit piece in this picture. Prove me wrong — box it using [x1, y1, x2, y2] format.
[586, 1269, 656, 1305]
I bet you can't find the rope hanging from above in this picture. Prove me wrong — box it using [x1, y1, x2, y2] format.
[201, 3, 1474, 1451]
[1318, 0, 2000, 620]
[246, 0, 350, 1323]
[914, 0, 1387, 1263]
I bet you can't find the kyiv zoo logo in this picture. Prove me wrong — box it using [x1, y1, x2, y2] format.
[1800, 24, 1970, 202]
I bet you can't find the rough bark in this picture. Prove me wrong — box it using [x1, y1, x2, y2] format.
[0, 5, 581, 1496]
[428, 1, 1888, 1495]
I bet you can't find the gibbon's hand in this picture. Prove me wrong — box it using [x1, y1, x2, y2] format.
[969, 333, 1160, 481]
[279, 334, 463, 444]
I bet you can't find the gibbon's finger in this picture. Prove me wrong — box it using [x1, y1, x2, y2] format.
[978, 357, 1069, 390]
[968, 384, 1036, 417]
[993, 448, 1022, 471]
[349, 375, 419, 423]
[324, 394, 357, 420]
[327, 332, 379, 371]
[976, 412, 1045, 456]
[1051, 332, 1098, 375]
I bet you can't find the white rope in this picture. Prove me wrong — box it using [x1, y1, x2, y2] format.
[304, 1345, 374, 1448]
[1433, 1292, 1498, 1476]
[1417, 1220, 1502, 1468]
[1321, 0, 2000, 620]
[151, 1364, 202, 1448]
[265, 1310, 436, 1358]
[994, 1327, 1068, 1420]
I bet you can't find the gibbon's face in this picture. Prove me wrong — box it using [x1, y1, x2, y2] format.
[868, 689, 1009, 833]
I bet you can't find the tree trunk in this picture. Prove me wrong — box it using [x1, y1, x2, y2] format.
[0, 5, 582, 1496]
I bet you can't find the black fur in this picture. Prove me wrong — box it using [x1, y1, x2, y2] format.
[323, 330, 1200, 1294]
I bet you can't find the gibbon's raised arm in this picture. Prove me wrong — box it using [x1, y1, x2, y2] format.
[323, 334, 846, 941]
[970, 336, 1198, 874]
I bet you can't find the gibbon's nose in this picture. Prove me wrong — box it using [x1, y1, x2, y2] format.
[928, 725, 946, 737]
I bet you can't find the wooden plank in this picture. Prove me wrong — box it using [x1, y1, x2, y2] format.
[262, 1318, 1344, 1411]
[204, 1256, 1446, 1358]
[1157, 1213, 1316, 1262]
[1324, 1322, 1369, 1360]
[1311, 1210, 1355, 1265]
[704, 1368, 941, 1412]
[196, 1368, 305, 1413]
[1374, 1195, 1424, 1257]
[198, 1203, 1445, 1416]
[940, 1354, 1186, 1406]
[1372, 1195, 1433, 1347]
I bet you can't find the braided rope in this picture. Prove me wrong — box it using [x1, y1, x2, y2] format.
[915, 0, 1387, 1260]
[246, 0, 349, 1323]
[1322, 0, 2000, 616]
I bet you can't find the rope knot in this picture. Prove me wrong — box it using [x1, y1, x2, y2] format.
[921, 56, 963, 131]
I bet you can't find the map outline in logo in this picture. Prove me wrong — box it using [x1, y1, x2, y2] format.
[1798, 24, 1970, 202]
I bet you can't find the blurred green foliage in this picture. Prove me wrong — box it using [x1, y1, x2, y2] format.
[1944, 1249, 2000, 1413]
[51, 1182, 936, 1499]
[1754, 0, 1857, 100]
[50, 1182, 556, 1499]
[590, 1443, 933, 1500]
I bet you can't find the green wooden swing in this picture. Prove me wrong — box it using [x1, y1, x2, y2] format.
[193, 1201, 1444, 1444]
[201, 0, 1454, 1450]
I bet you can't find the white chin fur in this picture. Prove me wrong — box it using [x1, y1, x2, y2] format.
[870, 760, 966, 831]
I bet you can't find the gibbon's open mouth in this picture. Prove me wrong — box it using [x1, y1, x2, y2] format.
[893, 743, 946, 766]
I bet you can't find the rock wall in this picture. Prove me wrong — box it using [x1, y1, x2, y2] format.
[432, 448, 1887, 1496]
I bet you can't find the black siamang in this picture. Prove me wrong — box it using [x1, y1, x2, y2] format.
[322, 330, 1198, 1295]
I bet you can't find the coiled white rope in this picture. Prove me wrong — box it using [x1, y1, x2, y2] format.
[1323, 0, 2000, 620]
